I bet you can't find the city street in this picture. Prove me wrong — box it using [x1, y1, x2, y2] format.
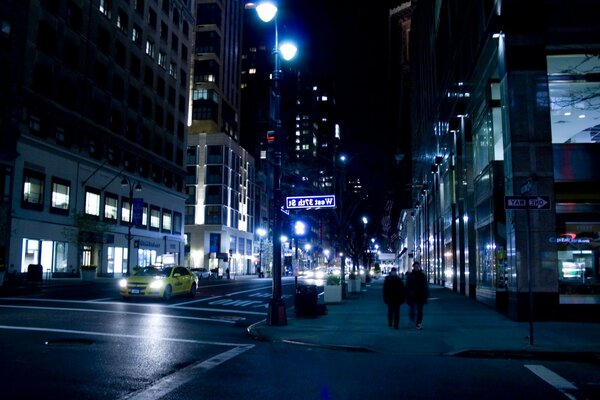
[1, 277, 599, 399]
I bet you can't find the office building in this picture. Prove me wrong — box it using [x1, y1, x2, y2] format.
[185, 0, 257, 274]
[0, 0, 193, 276]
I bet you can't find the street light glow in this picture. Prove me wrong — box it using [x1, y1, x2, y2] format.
[294, 220, 306, 236]
[279, 42, 297, 61]
[255, 1, 277, 22]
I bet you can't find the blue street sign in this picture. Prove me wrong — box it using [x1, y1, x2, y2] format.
[132, 197, 144, 225]
[286, 195, 336, 210]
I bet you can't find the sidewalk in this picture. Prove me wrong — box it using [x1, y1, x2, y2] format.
[248, 278, 600, 359]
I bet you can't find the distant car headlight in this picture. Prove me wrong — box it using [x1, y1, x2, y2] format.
[149, 279, 165, 289]
[119, 279, 128, 288]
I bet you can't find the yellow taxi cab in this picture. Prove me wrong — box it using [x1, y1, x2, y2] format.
[119, 266, 198, 301]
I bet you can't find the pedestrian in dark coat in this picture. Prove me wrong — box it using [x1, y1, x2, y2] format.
[406, 261, 429, 330]
[383, 267, 405, 329]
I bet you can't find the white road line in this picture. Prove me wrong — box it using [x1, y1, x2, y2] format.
[0, 305, 236, 323]
[525, 364, 578, 400]
[0, 298, 267, 315]
[170, 305, 266, 315]
[0, 325, 254, 347]
[121, 345, 253, 400]
[175, 286, 272, 306]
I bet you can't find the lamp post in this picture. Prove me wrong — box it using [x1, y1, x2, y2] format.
[254, 1, 297, 326]
[121, 176, 142, 276]
[257, 227, 267, 277]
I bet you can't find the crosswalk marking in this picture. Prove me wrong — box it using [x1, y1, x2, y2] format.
[525, 364, 578, 400]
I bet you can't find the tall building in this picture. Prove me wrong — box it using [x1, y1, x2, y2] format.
[408, 0, 600, 320]
[0, 0, 192, 276]
[185, 0, 256, 274]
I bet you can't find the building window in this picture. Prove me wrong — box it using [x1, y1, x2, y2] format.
[185, 205, 195, 225]
[132, 25, 141, 45]
[134, 0, 144, 15]
[548, 54, 600, 144]
[117, 9, 128, 33]
[160, 21, 168, 41]
[205, 165, 223, 184]
[205, 205, 221, 225]
[187, 146, 197, 164]
[104, 193, 118, 221]
[121, 198, 131, 224]
[99, 0, 111, 19]
[150, 206, 161, 229]
[162, 209, 172, 231]
[85, 188, 101, 217]
[22, 170, 45, 210]
[158, 51, 167, 68]
[50, 178, 70, 214]
[169, 62, 177, 78]
[173, 212, 182, 234]
[209, 233, 221, 253]
[148, 8, 157, 30]
[145, 40, 155, 58]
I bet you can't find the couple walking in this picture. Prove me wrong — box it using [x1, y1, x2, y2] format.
[382, 261, 429, 330]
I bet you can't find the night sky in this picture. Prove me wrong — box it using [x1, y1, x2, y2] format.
[282, 0, 400, 217]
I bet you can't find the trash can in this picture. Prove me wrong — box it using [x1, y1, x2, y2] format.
[295, 283, 318, 316]
[27, 264, 43, 284]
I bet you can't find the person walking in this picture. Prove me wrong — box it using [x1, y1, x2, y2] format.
[406, 261, 429, 330]
[383, 267, 405, 329]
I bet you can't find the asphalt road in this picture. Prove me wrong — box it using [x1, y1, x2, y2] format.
[1, 277, 598, 399]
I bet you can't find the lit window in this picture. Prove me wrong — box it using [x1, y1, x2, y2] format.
[158, 51, 166, 68]
[104, 194, 118, 220]
[145, 40, 155, 58]
[117, 10, 128, 32]
[85, 190, 100, 216]
[99, 0, 111, 18]
[51, 180, 70, 211]
[162, 210, 172, 231]
[150, 207, 160, 229]
[121, 199, 131, 223]
[169, 62, 177, 78]
[23, 172, 44, 206]
[249, 68, 256, 74]
[132, 26, 141, 44]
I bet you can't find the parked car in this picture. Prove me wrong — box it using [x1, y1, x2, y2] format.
[119, 266, 198, 300]
[191, 267, 212, 280]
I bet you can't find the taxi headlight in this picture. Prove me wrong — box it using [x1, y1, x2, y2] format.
[149, 279, 165, 289]
[119, 279, 128, 288]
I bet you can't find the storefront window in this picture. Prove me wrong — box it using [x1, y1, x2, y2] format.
[548, 54, 600, 144]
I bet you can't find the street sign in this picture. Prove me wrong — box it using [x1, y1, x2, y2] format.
[286, 195, 336, 209]
[504, 195, 551, 210]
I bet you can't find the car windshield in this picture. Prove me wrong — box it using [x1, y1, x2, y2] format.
[135, 267, 171, 277]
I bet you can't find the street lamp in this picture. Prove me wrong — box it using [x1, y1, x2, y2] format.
[121, 176, 142, 276]
[253, 0, 297, 326]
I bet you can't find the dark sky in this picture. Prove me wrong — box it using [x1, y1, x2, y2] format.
[282, 1, 397, 210]
[246, 1, 403, 228]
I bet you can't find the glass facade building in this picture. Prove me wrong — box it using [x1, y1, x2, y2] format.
[408, 0, 600, 319]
